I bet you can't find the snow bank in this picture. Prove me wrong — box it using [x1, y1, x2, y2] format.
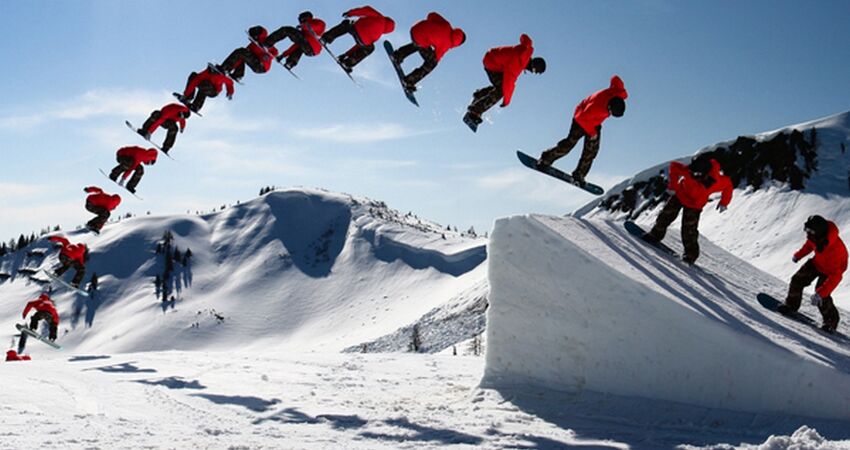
[484, 214, 850, 420]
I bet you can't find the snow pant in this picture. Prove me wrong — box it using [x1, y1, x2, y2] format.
[266, 26, 315, 67]
[85, 202, 111, 232]
[29, 310, 58, 340]
[109, 155, 144, 191]
[785, 260, 841, 330]
[467, 70, 504, 118]
[538, 120, 601, 181]
[646, 196, 702, 263]
[184, 73, 219, 114]
[141, 112, 179, 152]
[222, 47, 266, 80]
[55, 254, 86, 287]
[394, 43, 437, 86]
[323, 20, 373, 69]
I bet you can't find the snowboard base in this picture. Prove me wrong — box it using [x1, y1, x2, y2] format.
[383, 41, 419, 106]
[98, 169, 143, 200]
[125, 121, 175, 160]
[516, 151, 604, 195]
[16, 324, 61, 349]
[42, 269, 90, 297]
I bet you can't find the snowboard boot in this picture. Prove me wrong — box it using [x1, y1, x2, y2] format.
[641, 233, 661, 245]
[535, 158, 552, 171]
[777, 303, 793, 315]
[821, 323, 837, 334]
[571, 171, 586, 187]
[137, 129, 152, 141]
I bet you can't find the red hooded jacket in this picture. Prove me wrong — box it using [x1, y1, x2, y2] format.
[410, 12, 464, 62]
[6, 350, 31, 362]
[247, 27, 279, 72]
[284, 18, 326, 58]
[85, 187, 122, 211]
[668, 160, 733, 211]
[483, 34, 534, 107]
[573, 76, 629, 137]
[346, 6, 394, 46]
[794, 221, 848, 298]
[47, 236, 87, 266]
[183, 69, 235, 98]
[23, 294, 60, 325]
[116, 146, 158, 179]
[147, 103, 189, 134]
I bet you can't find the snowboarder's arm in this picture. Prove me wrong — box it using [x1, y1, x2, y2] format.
[345, 6, 381, 18]
[224, 77, 235, 97]
[22, 301, 35, 319]
[183, 74, 201, 98]
[793, 241, 815, 261]
[816, 273, 842, 299]
[500, 68, 521, 107]
[668, 162, 688, 191]
[715, 175, 733, 207]
[84, 186, 103, 194]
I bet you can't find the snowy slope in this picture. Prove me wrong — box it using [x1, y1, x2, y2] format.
[0, 188, 487, 355]
[485, 215, 850, 422]
[578, 111, 850, 310]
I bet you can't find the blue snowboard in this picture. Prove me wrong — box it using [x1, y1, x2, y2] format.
[757, 292, 848, 341]
[516, 150, 604, 195]
[383, 41, 418, 106]
[624, 221, 679, 258]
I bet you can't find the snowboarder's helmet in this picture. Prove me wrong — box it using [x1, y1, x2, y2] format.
[805, 215, 828, 238]
[608, 97, 626, 117]
[688, 157, 711, 177]
[298, 11, 313, 23]
[527, 57, 546, 74]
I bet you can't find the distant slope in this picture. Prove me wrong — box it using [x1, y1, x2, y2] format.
[0, 188, 487, 355]
[485, 214, 850, 420]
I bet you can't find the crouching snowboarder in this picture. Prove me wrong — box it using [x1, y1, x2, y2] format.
[321, 6, 395, 73]
[108, 146, 158, 194]
[178, 66, 235, 113]
[47, 235, 89, 288]
[138, 103, 190, 154]
[266, 11, 326, 70]
[390, 12, 465, 92]
[19, 292, 60, 353]
[642, 157, 733, 264]
[221, 25, 279, 82]
[84, 186, 121, 233]
[779, 215, 845, 333]
[536, 76, 628, 186]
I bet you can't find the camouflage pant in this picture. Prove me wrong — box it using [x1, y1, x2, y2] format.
[394, 43, 438, 86]
[467, 70, 504, 117]
[538, 120, 601, 180]
[646, 195, 702, 263]
[785, 260, 841, 329]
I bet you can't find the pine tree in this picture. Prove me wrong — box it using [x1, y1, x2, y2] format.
[409, 324, 422, 353]
[173, 248, 182, 265]
[89, 273, 99, 292]
[17, 234, 26, 251]
[183, 248, 193, 265]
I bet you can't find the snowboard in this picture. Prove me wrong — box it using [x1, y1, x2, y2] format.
[125, 121, 176, 160]
[171, 92, 203, 117]
[207, 62, 243, 85]
[382, 41, 419, 106]
[516, 150, 605, 195]
[98, 169, 143, 200]
[304, 25, 360, 86]
[624, 220, 679, 258]
[462, 113, 482, 133]
[16, 324, 61, 350]
[246, 31, 300, 79]
[41, 268, 90, 297]
[756, 293, 847, 340]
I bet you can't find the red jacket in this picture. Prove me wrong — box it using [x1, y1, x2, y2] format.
[346, 6, 394, 46]
[85, 186, 122, 211]
[668, 160, 733, 210]
[794, 221, 848, 298]
[284, 18, 326, 58]
[116, 146, 158, 179]
[147, 103, 189, 134]
[48, 236, 87, 265]
[23, 294, 60, 325]
[411, 12, 464, 62]
[248, 26, 279, 72]
[573, 76, 629, 137]
[6, 350, 31, 362]
[183, 69, 235, 98]
[483, 34, 534, 107]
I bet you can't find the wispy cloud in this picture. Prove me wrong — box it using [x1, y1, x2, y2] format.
[0, 182, 51, 198]
[291, 122, 427, 143]
[472, 168, 627, 210]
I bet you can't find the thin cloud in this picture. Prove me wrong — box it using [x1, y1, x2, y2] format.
[472, 168, 627, 210]
[292, 123, 426, 143]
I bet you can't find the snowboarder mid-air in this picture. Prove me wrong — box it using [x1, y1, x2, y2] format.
[778, 215, 845, 333]
[390, 12, 465, 92]
[321, 6, 395, 73]
[108, 146, 158, 194]
[221, 25, 279, 82]
[139, 103, 190, 154]
[83, 186, 121, 233]
[21, 292, 59, 343]
[178, 66, 235, 113]
[642, 157, 733, 264]
[265, 11, 326, 70]
[464, 34, 546, 129]
[536, 76, 628, 186]
[47, 235, 89, 288]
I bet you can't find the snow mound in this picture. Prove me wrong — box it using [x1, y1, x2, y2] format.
[484, 214, 850, 420]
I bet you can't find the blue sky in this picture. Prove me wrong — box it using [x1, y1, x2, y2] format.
[2, 0, 850, 239]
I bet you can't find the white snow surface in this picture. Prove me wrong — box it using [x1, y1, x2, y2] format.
[579, 111, 850, 310]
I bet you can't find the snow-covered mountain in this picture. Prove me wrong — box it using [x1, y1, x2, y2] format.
[578, 111, 850, 309]
[0, 188, 488, 355]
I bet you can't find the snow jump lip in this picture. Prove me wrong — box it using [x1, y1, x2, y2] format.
[361, 228, 487, 277]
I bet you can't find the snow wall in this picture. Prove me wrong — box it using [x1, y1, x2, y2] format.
[483, 214, 850, 421]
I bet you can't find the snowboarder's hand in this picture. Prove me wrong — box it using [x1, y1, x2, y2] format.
[792, 255, 800, 263]
[716, 204, 727, 213]
[227, 94, 233, 101]
[810, 293, 823, 306]
[500, 102, 508, 108]
[342, 11, 351, 17]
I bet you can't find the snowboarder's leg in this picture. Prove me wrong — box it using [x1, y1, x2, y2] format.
[182, 72, 199, 101]
[646, 196, 683, 243]
[70, 260, 86, 288]
[393, 42, 418, 65]
[222, 48, 248, 80]
[783, 260, 819, 312]
[813, 274, 841, 332]
[680, 206, 702, 264]
[161, 121, 179, 153]
[141, 111, 162, 136]
[17, 332, 27, 354]
[467, 70, 504, 120]
[48, 321, 58, 341]
[403, 47, 438, 89]
[85, 204, 110, 232]
[284, 47, 305, 69]
[538, 120, 586, 169]
[321, 20, 352, 45]
[109, 155, 134, 181]
[190, 82, 216, 113]
[340, 44, 374, 70]
[266, 26, 299, 47]
[242, 51, 265, 75]
[55, 254, 72, 276]
[125, 165, 144, 193]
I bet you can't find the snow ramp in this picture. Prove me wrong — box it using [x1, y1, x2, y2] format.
[484, 215, 850, 421]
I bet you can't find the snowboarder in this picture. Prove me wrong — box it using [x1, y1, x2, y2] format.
[320, 6, 395, 73]
[47, 235, 88, 288]
[266, 11, 326, 70]
[21, 292, 59, 344]
[5, 350, 31, 362]
[463, 34, 546, 129]
[389, 12, 465, 92]
[138, 103, 190, 154]
[108, 146, 158, 194]
[642, 157, 733, 264]
[778, 215, 845, 333]
[178, 66, 235, 113]
[535, 76, 628, 186]
[221, 26, 279, 82]
[83, 186, 121, 233]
